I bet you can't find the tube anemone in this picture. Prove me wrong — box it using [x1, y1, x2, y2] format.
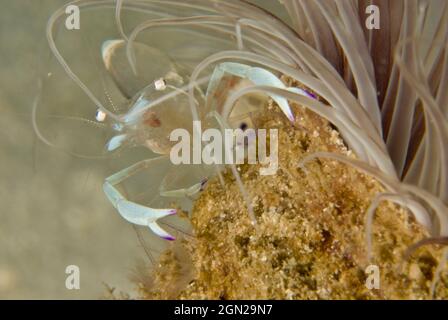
[41, 0, 448, 297]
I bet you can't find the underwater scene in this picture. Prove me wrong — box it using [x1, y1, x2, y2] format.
[0, 0, 447, 301]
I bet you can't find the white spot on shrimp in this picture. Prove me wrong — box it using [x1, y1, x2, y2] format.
[154, 78, 166, 91]
[95, 109, 107, 122]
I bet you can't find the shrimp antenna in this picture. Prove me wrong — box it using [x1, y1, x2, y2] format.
[133, 225, 156, 265]
[46, 2, 120, 121]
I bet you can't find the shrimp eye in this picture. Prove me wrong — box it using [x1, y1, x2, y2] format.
[239, 122, 248, 131]
[95, 109, 107, 122]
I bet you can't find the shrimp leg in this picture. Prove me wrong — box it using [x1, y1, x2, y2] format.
[103, 157, 177, 240]
[160, 178, 208, 200]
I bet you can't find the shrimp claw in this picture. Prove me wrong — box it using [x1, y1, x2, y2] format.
[103, 157, 177, 241]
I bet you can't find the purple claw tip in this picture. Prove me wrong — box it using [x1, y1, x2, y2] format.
[164, 236, 176, 241]
[169, 209, 177, 215]
[307, 92, 317, 99]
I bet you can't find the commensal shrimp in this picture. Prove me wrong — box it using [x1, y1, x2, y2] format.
[98, 58, 306, 240]
[39, 1, 315, 241]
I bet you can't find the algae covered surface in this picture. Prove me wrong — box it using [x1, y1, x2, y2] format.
[136, 97, 448, 300]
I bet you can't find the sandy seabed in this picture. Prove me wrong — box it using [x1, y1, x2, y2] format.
[132, 90, 448, 300]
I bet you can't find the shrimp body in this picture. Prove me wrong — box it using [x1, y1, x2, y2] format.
[99, 59, 303, 240]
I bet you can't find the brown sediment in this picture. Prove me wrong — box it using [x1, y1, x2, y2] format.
[137, 97, 448, 300]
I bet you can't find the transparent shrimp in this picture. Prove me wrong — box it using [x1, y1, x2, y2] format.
[39, 1, 301, 242]
[99, 50, 297, 239]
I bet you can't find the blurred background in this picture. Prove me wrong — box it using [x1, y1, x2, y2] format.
[0, 0, 145, 299]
